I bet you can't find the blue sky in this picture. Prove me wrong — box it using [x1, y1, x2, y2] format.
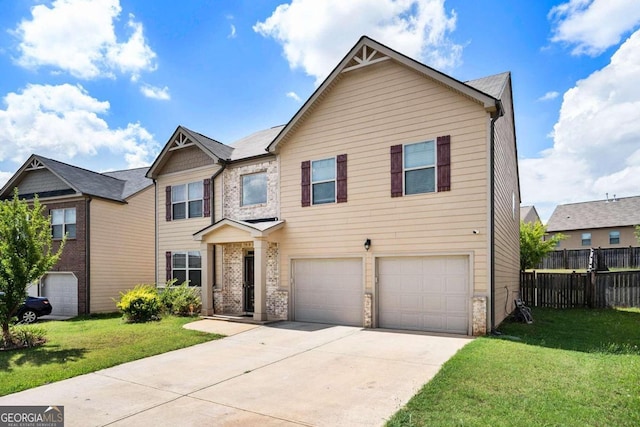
[1, 0, 639, 221]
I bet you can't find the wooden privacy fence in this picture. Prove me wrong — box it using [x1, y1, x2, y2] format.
[539, 246, 640, 270]
[520, 270, 640, 308]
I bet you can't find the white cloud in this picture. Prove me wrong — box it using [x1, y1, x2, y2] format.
[0, 171, 13, 189]
[14, 0, 157, 80]
[254, 0, 461, 84]
[140, 84, 171, 100]
[0, 83, 158, 168]
[520, 29, 640, 221]
[286, 91, 301, 102]
[228, 24, 237, 39]
[538, 91, 559, 101]
[549, 0, 640, 56]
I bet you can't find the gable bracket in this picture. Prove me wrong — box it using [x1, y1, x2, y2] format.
[342, 45, 390, 73]
[25, 159, 45, 171]
[169, 132, 195, 151]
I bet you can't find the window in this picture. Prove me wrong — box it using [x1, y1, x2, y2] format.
[242, 172, 267, 206]
[391, 135, 450, 197]
[311, 158, 336, 204]
[172, 182, 203, 219]
[581, 233, 592, 246]
[51, 208, 76, 239]
[609, 231, 620, 245]
[172, 251, 202, 286]
[404, 141, 435, 195]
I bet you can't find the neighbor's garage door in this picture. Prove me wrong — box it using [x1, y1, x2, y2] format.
[42, 273, 78, 317]
[293, 258, 363, 326]
[378, 256, 469, 334]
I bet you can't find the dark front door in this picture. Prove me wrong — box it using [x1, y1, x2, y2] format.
[243, 252, 255, 313]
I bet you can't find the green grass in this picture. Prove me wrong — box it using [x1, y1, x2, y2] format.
[388, 308, 640, 426]
[0, 313, 222, 396]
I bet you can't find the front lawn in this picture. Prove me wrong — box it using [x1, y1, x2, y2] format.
[388, 308, 640, 426]
[0, 314, 221, 396]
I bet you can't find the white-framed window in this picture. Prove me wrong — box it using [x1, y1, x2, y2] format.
[404, 141, 435, 195]
[51, 208, 76, 239]
[581, 233, 592, 246]
[311, 158, 336, 204]
[172, 251, 202, 287]
[172, 182, 203, 219]
[242, 172, 267, 206]
[609, 231, 620, 245]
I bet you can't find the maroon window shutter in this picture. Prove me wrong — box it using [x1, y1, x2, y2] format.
[390, 145, 403, 197]
[165, 186, 172, 221]
[437, 135, 451, 192]
[301, 160, 311, 207]
[203, 179, 211, 217]
[336, 154, 347, 203]
[165, 251, 172, 282]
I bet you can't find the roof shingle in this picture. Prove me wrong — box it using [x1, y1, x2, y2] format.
[546, 196, 640, 231]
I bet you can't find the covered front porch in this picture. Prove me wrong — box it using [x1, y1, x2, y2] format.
[193, 218, 286, 321]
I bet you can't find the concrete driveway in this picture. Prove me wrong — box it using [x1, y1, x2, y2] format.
[0, 321, 471, 426]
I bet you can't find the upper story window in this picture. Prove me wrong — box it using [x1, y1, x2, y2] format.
[312, 158, 336, 204]
[391, 135, 450, 197]
[51, 208, 76, 239]
[581, 233, 592, 246]
[242, 172, 267, 206]
[172, 182, 203, 219]
[404, 141, 435, 195]
[609, 231, 620, 245]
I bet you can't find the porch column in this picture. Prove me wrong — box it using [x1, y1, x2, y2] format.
[201, 243, 214, 316]
[253, 238, 268, 321]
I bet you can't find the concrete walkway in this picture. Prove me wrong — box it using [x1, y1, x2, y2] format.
[0, 321, 472, 426]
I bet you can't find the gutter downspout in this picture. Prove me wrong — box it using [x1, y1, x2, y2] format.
[209, 162, 227, 313]
[85, 197, 91, 315]
[489, 104, 503, 335]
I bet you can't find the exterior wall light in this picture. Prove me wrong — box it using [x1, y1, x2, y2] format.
[364, 238, 371, 251]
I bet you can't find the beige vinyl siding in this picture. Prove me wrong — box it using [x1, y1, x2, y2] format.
[555, 226, 637, 249]
[156, 166, 221, 283]
[491, 79, 521, 326]
[276, 60, 490, 299]
[89, 187, 155, 312]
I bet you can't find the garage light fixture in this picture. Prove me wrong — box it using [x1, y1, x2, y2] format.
[364, 238, 371, 251]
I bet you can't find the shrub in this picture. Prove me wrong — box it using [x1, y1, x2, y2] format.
[160, 282, 202, 316]
[116, 285, 161, 323]
[0, 325, 46, 350]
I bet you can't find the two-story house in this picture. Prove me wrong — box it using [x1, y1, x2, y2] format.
[149, 36, 520, 336]
[0, 155, 155, 317]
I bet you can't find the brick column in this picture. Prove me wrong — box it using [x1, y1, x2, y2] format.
[201, 243, 214, 316]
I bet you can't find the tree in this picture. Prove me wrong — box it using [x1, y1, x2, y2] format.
[0, 189, 64, 344]
[520, 220, 564, 271]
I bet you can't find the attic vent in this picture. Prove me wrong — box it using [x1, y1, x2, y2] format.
[25, 159, 45, 171]
[342, 45, 390, 73]
[170, 133, 194, 150]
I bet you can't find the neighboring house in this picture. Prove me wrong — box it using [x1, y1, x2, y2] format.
[0, 155, 155, 316]
[546, 195, 640, 249]
[520, 205, 540, 224]
[149, 36, 520, 335]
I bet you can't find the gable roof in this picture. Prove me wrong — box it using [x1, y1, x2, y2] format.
[520, 206, 540, 224]
[0, 154, 152, 202]
[267, 35, 502, 152]
[229, 125, 284, 161]
[546, 195, 640, 232]
[147, 125, 233, 179]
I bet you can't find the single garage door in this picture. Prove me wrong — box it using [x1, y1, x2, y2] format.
[293, 258, 363, 326]
[378, 256, 469, 334]
[42, 273, 78, 317]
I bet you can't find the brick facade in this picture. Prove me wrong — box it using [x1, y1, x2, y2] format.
[44, 198, 88, 315]
[222, 159, 279, 221]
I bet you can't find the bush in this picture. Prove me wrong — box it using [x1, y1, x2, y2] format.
[160, 282, 202, 316]
[0, 325, 46, 350]
[116, 285, 161, 323]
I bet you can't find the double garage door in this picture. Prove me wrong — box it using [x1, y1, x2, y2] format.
[292, 256, 469, 334]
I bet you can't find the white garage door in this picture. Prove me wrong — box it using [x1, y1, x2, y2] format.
[378, 256, 469, 334]
[293, 258, 363, 326]
[42, 273, 78, 317]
